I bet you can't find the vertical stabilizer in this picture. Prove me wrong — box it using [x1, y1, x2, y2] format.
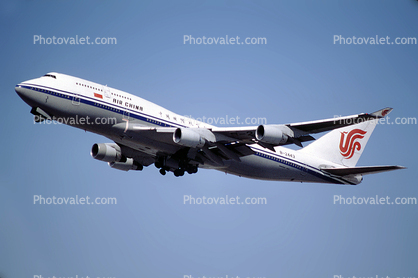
[298, 119, 378, 167]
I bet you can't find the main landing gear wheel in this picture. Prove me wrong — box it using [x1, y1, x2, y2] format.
[159, 168, 166, 175]
[186, 166, 198, 174]
[174, 169, 185, 177]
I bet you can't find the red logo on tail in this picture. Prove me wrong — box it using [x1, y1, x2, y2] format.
[339, 129, 367, 159]
[381, 109, 390, 117]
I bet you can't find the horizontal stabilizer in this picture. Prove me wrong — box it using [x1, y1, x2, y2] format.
[322, 165, 406, 176]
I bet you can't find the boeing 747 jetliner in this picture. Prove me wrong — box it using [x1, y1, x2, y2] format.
[15, 73, 404, 184]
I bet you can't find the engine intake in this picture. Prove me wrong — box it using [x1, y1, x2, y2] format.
[255, 125, 289, 145]
[173, 128, 205, 148]
[91, 143, 124, 162]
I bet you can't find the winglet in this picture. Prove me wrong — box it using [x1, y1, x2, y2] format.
[370, 107, 393, 118]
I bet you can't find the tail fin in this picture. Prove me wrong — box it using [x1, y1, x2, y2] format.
[298, 119, 378, 167]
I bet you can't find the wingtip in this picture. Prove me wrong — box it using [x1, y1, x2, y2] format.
[370, 107, 393, 118]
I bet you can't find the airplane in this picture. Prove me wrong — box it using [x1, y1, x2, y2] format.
[15, 72, 405, 185]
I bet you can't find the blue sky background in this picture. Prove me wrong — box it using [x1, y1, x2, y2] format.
[1, 1, 417, 277]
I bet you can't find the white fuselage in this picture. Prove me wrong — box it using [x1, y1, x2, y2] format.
[15, 73, 354, 185]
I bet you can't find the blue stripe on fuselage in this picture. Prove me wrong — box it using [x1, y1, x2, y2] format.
[18, 83, 187, 128]
[250, 147, 350, 185]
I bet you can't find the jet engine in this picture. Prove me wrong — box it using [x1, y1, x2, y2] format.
[109, 158, 143, 171]
[91, 143, 124, 162]
[173, 128, 205, 148]
[342, 174, 363, 185]
[255, 125, 289, 145]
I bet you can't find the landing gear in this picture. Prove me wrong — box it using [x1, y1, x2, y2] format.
[155, 156, 167, 169]
[155, 156, 198, 177]
[174, 169, 185, 177]
[186, 165, 198, 174]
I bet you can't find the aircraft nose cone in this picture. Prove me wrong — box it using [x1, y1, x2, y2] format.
[15, 84, 25, 97]
[15, 84, 22, 95]
[15, 83, 35, 106]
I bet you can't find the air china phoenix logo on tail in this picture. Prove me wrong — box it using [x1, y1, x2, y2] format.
[339, 129, 367, 159]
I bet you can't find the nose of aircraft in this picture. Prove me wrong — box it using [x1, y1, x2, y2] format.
[15, 83, 23, 91]
[15, 82, 38, 108]
[15, 84, 26, 98]
[15, 84, 29, 106]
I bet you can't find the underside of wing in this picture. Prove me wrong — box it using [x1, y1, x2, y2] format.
[210, 126, 258, 144]
[106, 123, 256, 174]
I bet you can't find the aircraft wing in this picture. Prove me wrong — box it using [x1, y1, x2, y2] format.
[209, 126, 258, 144]
[286, 107, 392, 134]
[110, 124, 255, 165]
[110, 107, 392, 164]
[211, 107, 392, 149]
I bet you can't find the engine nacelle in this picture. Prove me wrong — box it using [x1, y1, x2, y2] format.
[91, 143, 123, 162]
[173, 128, 205, 148]
[255, 125, 289, 145]
[343, 174, 363, 185]
[109, 158, 143, 171]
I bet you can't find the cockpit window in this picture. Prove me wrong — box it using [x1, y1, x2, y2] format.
[43, 74, 56, 79]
